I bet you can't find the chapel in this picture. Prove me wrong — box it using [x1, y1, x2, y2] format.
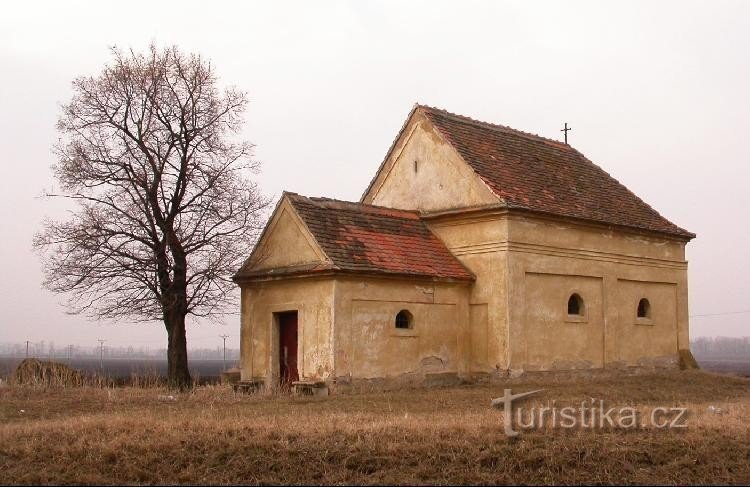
[233, 105, 695, 387]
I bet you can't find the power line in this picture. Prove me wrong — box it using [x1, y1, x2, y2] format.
[690, 310, 750, 318]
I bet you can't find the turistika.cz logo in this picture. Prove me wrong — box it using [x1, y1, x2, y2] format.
[491, 389, 688, 437]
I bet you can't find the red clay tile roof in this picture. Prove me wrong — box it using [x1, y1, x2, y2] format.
[282, 193, 474, 281]
[374, 105, 693, 238]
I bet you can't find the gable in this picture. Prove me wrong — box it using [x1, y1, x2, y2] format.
[361, 109, 498, 212]
[364, 105, 693, 239]
[419, 106, 694, 238]
[236, 193, 475, 282]
[241, 199, 328, 274]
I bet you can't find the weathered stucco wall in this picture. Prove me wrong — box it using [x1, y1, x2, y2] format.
[239, 278, 335, 384]
[523, 273, 605, 369]
[427, 216, 509, 374]
[240, 276, 472, 384]
[363, 111, 498, 212]
[505, 215, 689, 371]
[333, 278, 471, 381]
[427, 211, 689, 373]
[611, 279, 679, 365]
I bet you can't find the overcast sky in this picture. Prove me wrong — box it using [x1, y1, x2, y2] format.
[1, 1, 748, 351]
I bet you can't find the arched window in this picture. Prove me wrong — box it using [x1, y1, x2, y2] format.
[395, 310, 413, 329]
[637, 298, 651, 319]
[567, 293, 584, 316]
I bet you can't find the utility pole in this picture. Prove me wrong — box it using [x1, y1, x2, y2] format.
[68, 345, 73, 365]
[97, 339, 106, 372]
[219, 335, 229, 371]
[25, 340, 30, 358]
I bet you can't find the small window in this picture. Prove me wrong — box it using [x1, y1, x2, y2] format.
[395, 310, 413, 329]
[567, 293, 584, 316]
[637, 298, 651, 319]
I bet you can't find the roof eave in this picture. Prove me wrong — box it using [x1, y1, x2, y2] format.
[421, 204, 695, 241]
[234, 267, 475, 285]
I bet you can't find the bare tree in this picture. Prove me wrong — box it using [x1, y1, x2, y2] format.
[34, 45, 270, 388]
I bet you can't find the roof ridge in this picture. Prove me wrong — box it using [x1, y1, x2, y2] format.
[416, 104, 571, 150]
[287, 192, 421, 218]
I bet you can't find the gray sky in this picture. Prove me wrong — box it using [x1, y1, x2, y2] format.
[1, 1, 748, 350]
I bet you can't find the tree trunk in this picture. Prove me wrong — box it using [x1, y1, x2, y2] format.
[166, 311, 191, 390]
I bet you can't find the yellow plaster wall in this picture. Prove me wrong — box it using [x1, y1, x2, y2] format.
[363, 112, 498, 212]
[332, 278, 471, 380]
[523, 273, 605, 370]
[239, 278, 335, 384]
[428, 211, 689, 372]
[505, 215, 689, 370]
[428, 217, 510, 372]
[245, 200, 326, 272]
[612, 279, 679, 364]
[469, 303, 490, 372]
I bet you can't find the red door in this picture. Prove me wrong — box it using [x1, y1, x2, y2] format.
[278, 311, 299, 384]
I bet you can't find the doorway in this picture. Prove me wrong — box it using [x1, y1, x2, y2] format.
[277, 311, 299, 384]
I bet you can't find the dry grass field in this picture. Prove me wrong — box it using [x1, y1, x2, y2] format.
[1, 369, 749, 485]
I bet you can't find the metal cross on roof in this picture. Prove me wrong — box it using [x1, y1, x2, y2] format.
[561, 122, 572, 145]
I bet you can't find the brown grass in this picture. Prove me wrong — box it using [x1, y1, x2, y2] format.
[14, 359, 83, 387]
[1, 369, 749, 485]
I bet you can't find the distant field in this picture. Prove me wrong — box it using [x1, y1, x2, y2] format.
[693, 358, 750, 377]
[0, 357, 237, 382]
[2, 355, 747, 381]
[1, 369, 749, 485]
